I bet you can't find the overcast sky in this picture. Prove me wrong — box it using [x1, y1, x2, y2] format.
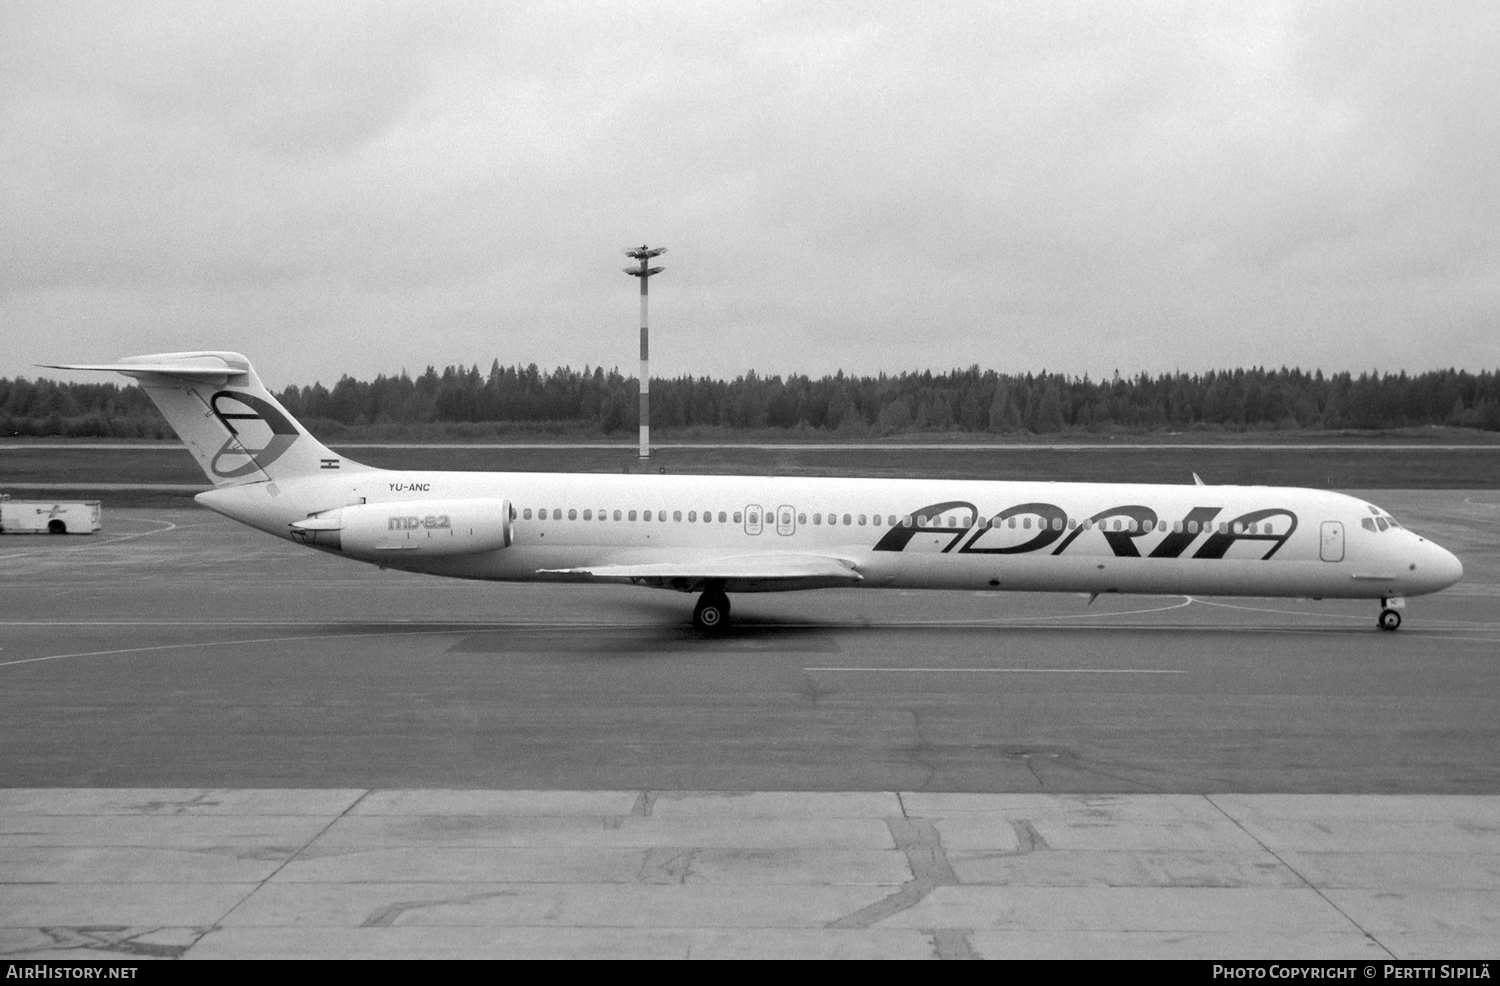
[3, 0, 1497, 389]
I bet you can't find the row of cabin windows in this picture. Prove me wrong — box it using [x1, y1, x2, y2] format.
[519, 506, 1279, 536]
[523, 508, 730, 523]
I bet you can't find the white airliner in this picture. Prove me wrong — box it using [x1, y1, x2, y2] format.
[49, 352, 1463, 631]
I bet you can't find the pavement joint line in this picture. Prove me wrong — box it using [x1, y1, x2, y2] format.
[192, 789, 375, 956]
[631, 791, 657, 817]
[1203, 793, 1397, 961]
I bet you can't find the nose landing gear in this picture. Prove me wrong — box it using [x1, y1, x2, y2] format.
[1378, 596, 1405, 631]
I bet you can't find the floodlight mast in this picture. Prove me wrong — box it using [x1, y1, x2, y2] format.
[624, 245, 665, 459]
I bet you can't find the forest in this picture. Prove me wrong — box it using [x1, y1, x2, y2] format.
[3, 363, 1499, 440]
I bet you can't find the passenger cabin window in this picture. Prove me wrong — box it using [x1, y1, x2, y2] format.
[673, 511, 682, 522]
[628, 510, 637, 521]
[613, 510, 622, 521]
[523, 508, 532, 520]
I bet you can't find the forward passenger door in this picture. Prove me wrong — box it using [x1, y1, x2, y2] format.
[1320, 521, 1344, 562]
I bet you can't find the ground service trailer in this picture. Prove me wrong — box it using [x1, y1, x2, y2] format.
[0, 498, 102, 534]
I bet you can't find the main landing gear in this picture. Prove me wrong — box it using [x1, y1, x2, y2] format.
[693, 588, 731, 631]
[1378, 596, 1405, 632]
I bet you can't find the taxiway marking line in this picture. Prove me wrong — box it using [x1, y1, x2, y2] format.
[0, 628, 463, 669]
[805, 667, 1186, 674]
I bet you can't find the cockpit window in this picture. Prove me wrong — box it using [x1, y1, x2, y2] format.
[1362, 518, 1377, 532]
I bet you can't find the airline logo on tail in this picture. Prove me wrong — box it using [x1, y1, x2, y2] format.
[209, 391, 300, 479]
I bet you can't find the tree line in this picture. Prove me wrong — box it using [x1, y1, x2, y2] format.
[4, 363, 1500, 439]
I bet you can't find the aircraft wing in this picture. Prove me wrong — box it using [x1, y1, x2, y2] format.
[539, 553, 863, 592]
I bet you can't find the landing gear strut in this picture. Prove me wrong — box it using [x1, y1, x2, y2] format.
[693, 588, 730, 631]
[1378, 596, 1404, 631]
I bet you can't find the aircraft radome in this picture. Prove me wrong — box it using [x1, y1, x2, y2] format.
[48, 352, 1464, 632]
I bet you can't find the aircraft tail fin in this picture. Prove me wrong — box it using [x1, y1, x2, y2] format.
[41, 352, 371, 487]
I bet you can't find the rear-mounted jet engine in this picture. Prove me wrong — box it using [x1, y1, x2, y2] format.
[290, 498, 513, 556]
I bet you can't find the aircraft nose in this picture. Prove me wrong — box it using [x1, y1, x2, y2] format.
[1437, 545, 1464, 587]
[1418, 541, 1464, 592]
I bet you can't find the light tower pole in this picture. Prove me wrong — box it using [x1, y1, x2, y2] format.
[624, 245, 665, 459]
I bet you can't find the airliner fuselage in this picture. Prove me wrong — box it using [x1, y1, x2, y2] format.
[199, 469, 1462, 605]
[49, 352, 1464, 632]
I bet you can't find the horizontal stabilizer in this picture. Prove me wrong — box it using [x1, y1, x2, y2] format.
[40, 358, 242, 380]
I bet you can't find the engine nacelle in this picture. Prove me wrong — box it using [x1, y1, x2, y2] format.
[291, 498, 512, 557]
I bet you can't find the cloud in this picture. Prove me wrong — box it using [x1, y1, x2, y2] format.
[3, 1, 1496, 387]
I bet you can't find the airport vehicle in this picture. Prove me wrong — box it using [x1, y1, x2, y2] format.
[0, 498, 101, 535]
[49, 352, 1463, 631]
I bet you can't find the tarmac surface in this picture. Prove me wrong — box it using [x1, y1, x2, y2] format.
[2, 490, 1497, 959]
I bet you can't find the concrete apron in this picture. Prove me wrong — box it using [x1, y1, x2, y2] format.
[2, 790, 1497, 960]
